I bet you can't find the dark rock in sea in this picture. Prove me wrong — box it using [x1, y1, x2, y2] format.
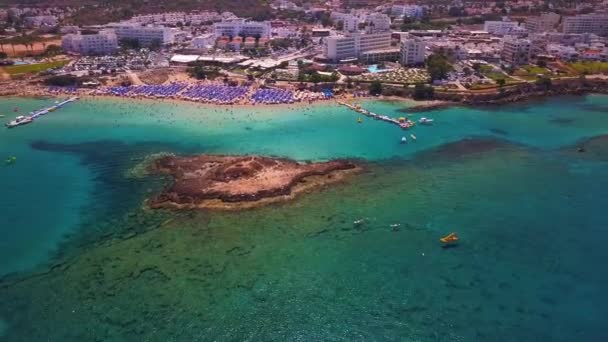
[564, 135, 608, 160]
[489, 128, 509, 135]
[416, 137, 513, 162]
[149, 154, 360, 210]
[549, 117, 575, 125]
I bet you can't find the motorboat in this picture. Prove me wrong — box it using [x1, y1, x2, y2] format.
[357, 117, 362, 123]
[401, 136, 407, 143]
[419, 117, 434, 125]
[5, 115, 33, 128]
[440, 232, 459, 245]
[410, 134, 417, 141]
[353, 219, 365, 225]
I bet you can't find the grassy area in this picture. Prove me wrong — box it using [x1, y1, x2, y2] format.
[478, 65, 518, 83]
[514, 65, 552, 77]
[1, 60, 68, 75]
[567, 61, 608, 75]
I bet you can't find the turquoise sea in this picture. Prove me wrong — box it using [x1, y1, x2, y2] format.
[0, 95, 607, 341]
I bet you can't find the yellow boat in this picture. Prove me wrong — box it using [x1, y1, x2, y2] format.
[440, 232, 459, 244]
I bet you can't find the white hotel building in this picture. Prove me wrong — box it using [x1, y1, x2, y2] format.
[483, 19, 520, 35]
[324, 31, 392, 62]
[400, 37, 426, 66]
[62, 30, 118, 55]
[114, 24, 175, 46]
[213, 19, 271, 38]
[501, 37, 531, 65]
[563, 14, 608, 35]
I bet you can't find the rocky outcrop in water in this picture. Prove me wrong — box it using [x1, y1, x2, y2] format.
[149, 155, 359, 210]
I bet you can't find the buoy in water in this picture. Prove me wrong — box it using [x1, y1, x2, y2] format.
[5, 156, 16, 165]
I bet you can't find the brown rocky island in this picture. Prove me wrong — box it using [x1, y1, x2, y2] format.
[148, 155, 360, 210]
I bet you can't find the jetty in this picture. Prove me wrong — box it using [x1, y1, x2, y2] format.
[5, 97, 79, 128]
[337, 101, 415, 129]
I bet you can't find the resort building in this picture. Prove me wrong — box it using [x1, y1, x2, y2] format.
[525, 12, 560, 33]
[501, 37, 531, 65]
[390, 5, 424, 19]
[323, 31, 392, 62]
[213, 19, 271, 38]
[330, 13, 359, 32]
[563, 14, 608, 35]
[114, 24, 175, 46]
[62, 30, 118, 55]
[483, 18, 520, 35]
[192, 33, 215, 49]
[128, 11, 224, 26]
[23, 15, 58, 28]
[400, 37, 426, 66]
[360, 48, 401, 63]
[365, 13, 391, 33]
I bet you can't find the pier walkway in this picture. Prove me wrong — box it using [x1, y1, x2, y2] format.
[337, 101, 415, 129]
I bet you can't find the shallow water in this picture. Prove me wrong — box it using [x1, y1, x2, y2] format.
[0, 95, 608, 341]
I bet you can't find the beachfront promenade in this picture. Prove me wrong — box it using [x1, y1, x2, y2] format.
[87, 81, 335, 105]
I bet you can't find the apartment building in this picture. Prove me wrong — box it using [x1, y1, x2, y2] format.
[390, 5, 424, 18]
[563, 14, 608, 35]
[366, 13, 391, 33]
[324, 31, 392, 62]
[62, 30, 118, 55]
[483, 19, 520, 35]
[501, 37, 531, 65]
[525, 12, 560, 33]
[400, 37, 426, 66]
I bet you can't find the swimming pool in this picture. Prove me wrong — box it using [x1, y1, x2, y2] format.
[367, 65, 390, 73]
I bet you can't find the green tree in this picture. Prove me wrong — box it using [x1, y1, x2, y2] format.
[44, 44, 62, 57]
[496, 78, 506, 87]
[369, 81, 382, 95]
[413, 83, 434, 100]
[426, 53, 452, 81]
[535, 76, 552, 89]
[120, 38, 140, 50]
[149, 38, 162, 51]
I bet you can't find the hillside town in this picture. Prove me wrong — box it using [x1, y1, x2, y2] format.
[2, 1, 608, 104]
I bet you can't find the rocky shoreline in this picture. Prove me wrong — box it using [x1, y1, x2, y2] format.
[148, 154, 360, 210]
[435, 78, 608, 107]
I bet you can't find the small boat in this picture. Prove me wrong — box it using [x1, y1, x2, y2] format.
[419, 117, 434, 125]
[390, 223, 401, 229]
[357, 117, 362, 123]
[13, 107, 19, 112]
[0, 114, 5, 118]
[353, 219, 365, 225]
[401, 136, 407, 143]
[440, 232, 459, 245]
[410, 134, 417, 141]
[5, 115, 33, 128]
